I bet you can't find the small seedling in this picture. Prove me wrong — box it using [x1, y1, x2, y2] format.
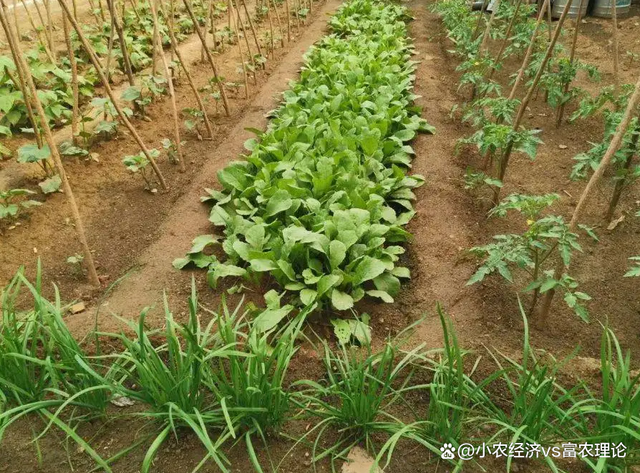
[122, 149, 160, 190]
[0, 188, 42, 221]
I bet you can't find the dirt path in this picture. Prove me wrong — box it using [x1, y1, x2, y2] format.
[65, 0, 342, 335]
[358, 0, 490, 351]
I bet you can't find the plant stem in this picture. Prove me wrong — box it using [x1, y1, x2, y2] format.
[0, 2, 101, 287]
[59, 0, 168, 189]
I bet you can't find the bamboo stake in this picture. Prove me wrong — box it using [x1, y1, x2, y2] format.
[43, 0, 54, 54]
[479, 0, 500, 55]
[58, 0, 168, 189]
[159, 1, 214, 139]
[151, 0, 158, 75]
[62, 15, 79, 146]
[86, 0, 102, 24]
[294, 0, 300, 29]
[105, 0, 115, 83]
[546, 0, 552, 41]
[284, 0, 290, 42]
[230, 0, 249, 98]
[270, 0, 284, 48]
[266, 2, 274, 56]
[240, 0, 264, 62]
[108, 0, 135, 86]
[507, 0, 549, 100]
[149, 0, 184, 171]
[612, 0, 620, 98]
[201, 0, 213, 61]
[11, 0, 18, 41]
[72, 0, 77, 19]
[127, 0, 141, 21]
[472, 0, 488, 40]
[535, 73, 640, 326]
[182, 0, 231, 116]
[19, 0, 55, 62]
[493, 0, 574, 204]
[605, 122, 639, 222]
[98, 0, 107, 21]
[31, 0, 48, 36]
[232, 0, 256, 82]
[0, 1, 100, 287]
[487, 0, 523, 82]
[555, 0, 586, 127]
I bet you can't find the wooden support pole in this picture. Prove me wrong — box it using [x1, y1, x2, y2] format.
[182, 0, 231, 116]
[0, 1, 101, 287]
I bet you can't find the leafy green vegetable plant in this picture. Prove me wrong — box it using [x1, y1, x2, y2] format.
[122, 149, 160, 189]
[177, 0, 434, 312]
[0, 188, 41, 221]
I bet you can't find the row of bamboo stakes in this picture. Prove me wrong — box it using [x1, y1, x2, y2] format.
[468, 0, 639, 324]
[0, 0, 315, 287]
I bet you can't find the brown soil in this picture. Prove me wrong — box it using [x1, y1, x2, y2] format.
[2, 1, 640, 472]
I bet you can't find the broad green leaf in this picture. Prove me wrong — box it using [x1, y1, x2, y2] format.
[17, 144, 51, 163]
[331, 289, 354, 311]
[366, 290, 394, 303]
[189, 235, 218, 253]
[253, 305, 293, 332]
[353, 256, 386, 285]
[39, 175, 61, 194]
[251, 259, 278, 272]
[300, 289, 317, 306]
[265, 190, 293, 217]
[331, 319, 351, 345]
[329, 240, 347, 269]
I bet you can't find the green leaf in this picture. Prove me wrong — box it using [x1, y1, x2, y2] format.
[394, 129, 415, 142]
[353, 256, 386, 285]
[331, 319, 351, 345]
[189, 235, 218, 253]
[251, 259, 278, 272]
[265, 190, 293, 217]
[331, 289, 354, 311]
[366, 290, 394, 303]
[329, 240, 347, 269]
[300, 289, 317, 306]
[253, 305, 293, 332]
[39, 175, 61, 194]
[17, 144, 51, 163]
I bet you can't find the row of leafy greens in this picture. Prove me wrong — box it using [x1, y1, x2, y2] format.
[175, 0, 435, 311]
